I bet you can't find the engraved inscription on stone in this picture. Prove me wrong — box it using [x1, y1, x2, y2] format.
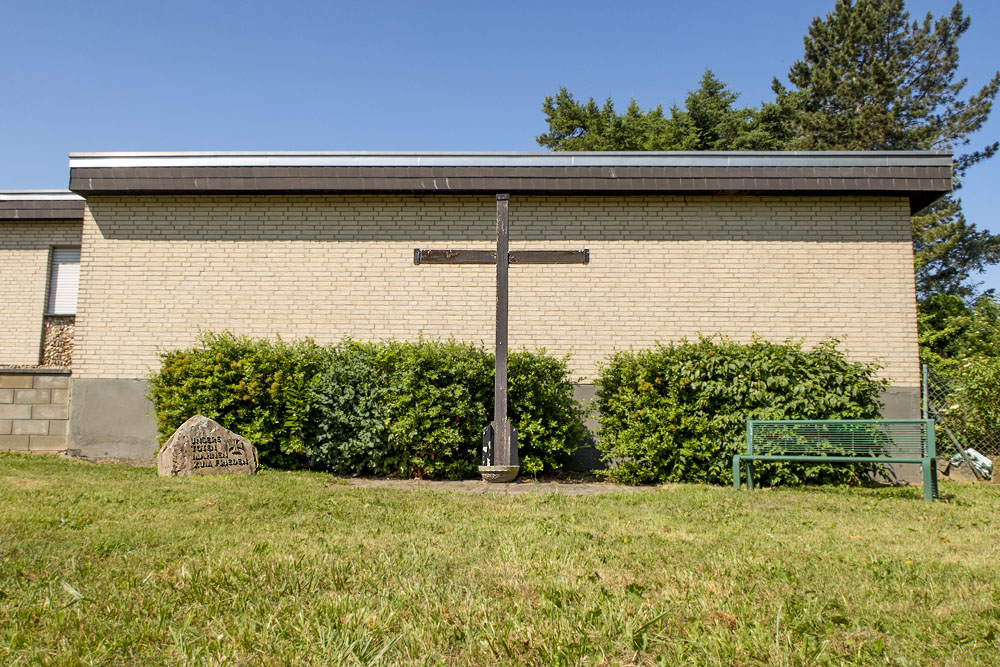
[156, 414, 259, 477]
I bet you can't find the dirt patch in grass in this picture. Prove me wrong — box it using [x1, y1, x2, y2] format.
[341, 476, 657, 495]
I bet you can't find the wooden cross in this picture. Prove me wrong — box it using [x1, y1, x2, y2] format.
[414, 193, 589, 477]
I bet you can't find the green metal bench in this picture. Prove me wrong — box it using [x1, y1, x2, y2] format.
[733, 419, 938, 502]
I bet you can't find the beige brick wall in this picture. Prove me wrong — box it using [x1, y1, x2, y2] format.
[0, 371, 70, 453]
[0, 221, 82, 365]
[74, 194, 919, 387]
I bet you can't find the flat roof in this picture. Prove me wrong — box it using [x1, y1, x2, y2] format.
[0, 190, 85, 221]
[68, 150, 953, 168]
[68, 151, 953, 213]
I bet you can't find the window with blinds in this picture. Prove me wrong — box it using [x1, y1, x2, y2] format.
[47, 247, 81, 315]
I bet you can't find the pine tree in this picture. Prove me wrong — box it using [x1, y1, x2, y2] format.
[536, 70, 785, 152]
[776, 0, 998, 167]
[535, 1, 999, 299]
[774, 0, 1000, 299]
[912, 198, 1000, 299]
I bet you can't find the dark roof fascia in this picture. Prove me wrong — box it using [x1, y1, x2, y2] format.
[0, 191, 85, 221]
[68, 151, 953, 214]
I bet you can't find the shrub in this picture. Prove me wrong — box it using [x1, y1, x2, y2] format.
[932, 356, 1000, 451]
[385, 339, 495, 479]
[307, 340, 588, 479]
[962, 358, 1000, 443]
[151, 333, 587, 478]
[148, 331, 333, 468]
[305, 341, 404, 476]
[595, 336, 890, 486]
[509, 351, 590, 475]
[917, 293, 1000, 455]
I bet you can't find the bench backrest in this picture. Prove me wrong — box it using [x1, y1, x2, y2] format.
[746, 420, 935, 458]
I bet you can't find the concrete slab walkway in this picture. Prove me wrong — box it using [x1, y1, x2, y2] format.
[342, 477, 657, 495]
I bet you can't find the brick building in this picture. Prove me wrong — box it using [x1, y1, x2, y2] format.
[1, 191, 84, 453]
[1, 151, 952, 461]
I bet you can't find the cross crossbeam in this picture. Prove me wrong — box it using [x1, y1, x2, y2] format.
[414, 249, 590, 265]
[413, 194, 589, 481]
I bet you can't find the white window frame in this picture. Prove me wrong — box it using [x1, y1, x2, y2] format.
[46, 246, 81, 316]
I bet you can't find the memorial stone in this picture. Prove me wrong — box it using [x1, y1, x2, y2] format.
[156, 414, 259, 477]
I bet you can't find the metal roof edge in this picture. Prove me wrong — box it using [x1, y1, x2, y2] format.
[67, 149, 953, 157]
[0, 190, 84, 201]
[68, 150, 954, 169]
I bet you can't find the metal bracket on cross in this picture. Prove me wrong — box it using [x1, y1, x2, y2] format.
[413, 193, 589, 482]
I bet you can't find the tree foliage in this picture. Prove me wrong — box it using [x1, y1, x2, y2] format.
[775, 0, 998, 166]
[537, 1, 1000, 300]
[918, 293, 1000, 370]
[912, 198, 1000, 300]
[537, 70, 788, 152]
[918, 294, 1000, 451]
[774, 0, 1000, 299]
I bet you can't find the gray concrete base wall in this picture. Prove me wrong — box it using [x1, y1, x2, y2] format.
[879, 386, 921, 419]
[65, 379, 922, 467]
[68, 378, 158, 461]
[568, 384, 603, 471]
[879, 385, 926, 483]
[0, 369, 71, 454]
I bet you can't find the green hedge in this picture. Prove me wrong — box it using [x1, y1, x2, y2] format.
[308, 340, 588, 479]
[508, 350, 590, 474]
[595, 336, 890, 486]
[148, 332, 887, 486]
[148, 332, 333, 469]
[148, 333, 587, 478]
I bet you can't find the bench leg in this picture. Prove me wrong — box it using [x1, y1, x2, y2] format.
[922, 458, 938, 502]
[745, 461, 755, 490]
[733, 456, 741, 490]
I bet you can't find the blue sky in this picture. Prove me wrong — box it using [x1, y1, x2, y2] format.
[3, 0, 997, 293]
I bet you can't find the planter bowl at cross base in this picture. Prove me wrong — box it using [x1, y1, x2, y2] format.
[478, 465, 519, 483]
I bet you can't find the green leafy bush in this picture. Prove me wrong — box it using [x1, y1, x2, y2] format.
[961, 359, 1000, 443]
[509, 351, 590, 475]
[305, 341, 404, 475]
[384, 340, 495, 479]
[148, 331, 333, 468]
[931, 357, 1000, 451]
[918, 294, 1000, 366]
[150, 332, 588, 478]
[595, 336, 890, 486]
[918, 294, 1000, 452]
[308, 340, 588, 479]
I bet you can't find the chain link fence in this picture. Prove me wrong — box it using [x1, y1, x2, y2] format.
[923, 363, 998, 479]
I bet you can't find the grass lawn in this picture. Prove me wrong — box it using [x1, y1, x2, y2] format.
[1, 454, 999, 665]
